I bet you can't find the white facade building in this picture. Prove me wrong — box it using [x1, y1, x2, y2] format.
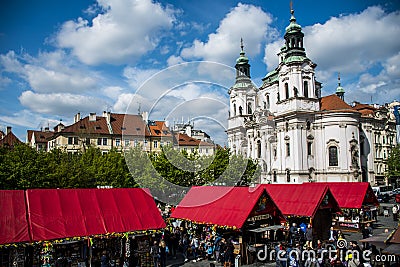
[227, 9, 397, 185]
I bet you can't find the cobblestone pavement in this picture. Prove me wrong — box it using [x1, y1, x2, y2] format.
[166, 202, 399, 267]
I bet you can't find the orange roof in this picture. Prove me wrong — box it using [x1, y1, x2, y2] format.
[352, 103, 376, 117]
[320, 94, 355, 111]
[148, 121, 172, 137]
[0, 132, 21, 148]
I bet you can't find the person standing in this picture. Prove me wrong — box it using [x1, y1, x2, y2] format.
[159, 240, 167, 267]
[150, 241, 160, 267]
[305, 224, 313, 249]
[392, 204, 398, 221]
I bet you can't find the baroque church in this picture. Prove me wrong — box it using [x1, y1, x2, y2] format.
[227, 8, 396, 185]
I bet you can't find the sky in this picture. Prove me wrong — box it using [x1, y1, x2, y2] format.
[0, 0, 399, 146]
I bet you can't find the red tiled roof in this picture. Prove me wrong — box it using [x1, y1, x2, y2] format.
[352, 103, 376, 117]
[27, 130, 54, 143]
[320, 94, 356, 111]
[110, 114, 149, 136]
[174, 133, 214, 147]
[61, 116, 110, 135]
[0, 132, 22, 147]
[148, 121, 172, 137]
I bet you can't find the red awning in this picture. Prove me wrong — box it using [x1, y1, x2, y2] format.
[0, 190, 31, 244]
[320, 182, 379, 209]
[170, 186, 283, 229]
[262, 184, 340, 217]
[26, 188, 165, 242]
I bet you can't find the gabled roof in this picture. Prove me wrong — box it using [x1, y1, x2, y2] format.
[148, 121, 172, 137]
[61, 115, 110, 135]
[261, 183, 341, 217]
[0, 131, 22, 147]
[170, 186, 284, 229]
[173, 133, 214, 147]
[110, 113, 149, 136]
[319, 182, 379, 209]
[27, 130, 54, 143]
[320, 94, 357, 112]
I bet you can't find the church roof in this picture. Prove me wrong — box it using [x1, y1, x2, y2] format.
[320, 94, 356, 112]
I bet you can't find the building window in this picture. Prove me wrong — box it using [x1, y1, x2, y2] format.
[102, 138, 107, 146]
[285, 122, 289, 132]
[266, 95, 270, 109]
[307, 142, 312, 156]
[286, 169, 291, 183]
[247, 103, 252, 114]
[68, 137, 73, 145]
[329, 146, 338, 166]
[239, 106, 243, 115]
[154, 141, 158, 148]
[116, 138, 121, 146]
[205, 148, 209, 154]
[97, 138, 102, 146]
[304, 81, 309, 98]
[125, 139, 130, 146]
[273, 148, 277, 158]
[306, 120, 311, 131]
[86, 138, 90, 145]
[233, 103, 236, 116]
[257, 140, 261, 158]
[285, 83, 289, 99]
[286, 143, 290, 157]
[273, 170, 277, 183]
[191, 148, 195, 153]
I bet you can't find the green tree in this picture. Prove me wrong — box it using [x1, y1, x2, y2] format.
[387, 144, 400, 185]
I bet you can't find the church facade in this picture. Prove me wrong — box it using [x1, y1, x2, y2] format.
[227, 9, 396, 185]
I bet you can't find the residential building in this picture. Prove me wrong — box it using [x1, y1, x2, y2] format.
[173, 132, 216, 156]
[0, 126, 21, 148]
[27, 127, 54, 151]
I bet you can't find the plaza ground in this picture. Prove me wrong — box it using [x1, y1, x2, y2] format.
[166, 202, 399, 267]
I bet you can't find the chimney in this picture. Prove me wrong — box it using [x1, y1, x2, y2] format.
[102, 111, 107, 118]
[74, 112, 81, 123]
[44, 127, 50, 132]
[89, 113, 96, 122]
[6, 126, 11, 135]
[54, 123, 64, 133]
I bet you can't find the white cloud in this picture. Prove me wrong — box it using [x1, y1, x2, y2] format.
[180, 3, 276, 65]
[167, 55, 185, 66]
[56, 0, 176, 65]
[1, 50, 99, 93]
[102, 86, 125, 100]
[19, 91, 108, 116]
[0, 110, 60, 129]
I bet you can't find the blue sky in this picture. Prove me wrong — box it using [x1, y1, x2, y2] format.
[0, 0, 399, 145]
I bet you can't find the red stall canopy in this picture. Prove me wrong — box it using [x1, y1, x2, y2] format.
[0, 190, 31, 245]
[170, 186, 283, 229]
[262, 184, 340, 217]
[26, 188, 165, 242]
[321, 182, 379, 209]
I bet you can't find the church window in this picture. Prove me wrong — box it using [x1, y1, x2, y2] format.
[304, 81, 309, 98]
[328, 146, 338, 166]
[285, 83, 289, 99]
[266, 95, 270, 109]
[285, 122, 289, 132]
[247, 103, 252, 114]
[307, 142, 312, 156]
[233, 103, 236, 116]
[286, 169, 291, 182]
[257, 140, 261, 158]
[306, 120, 311, 130]
[239, 106, 243, 115]
[286, 143, 290, 157]
[273, 170, 277, 183]
[263, 101, 266, 109]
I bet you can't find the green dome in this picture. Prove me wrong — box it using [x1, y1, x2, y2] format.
[236, 50, 249, 64]
[285, 16, 302, 33]
[336, 86, 345, 93]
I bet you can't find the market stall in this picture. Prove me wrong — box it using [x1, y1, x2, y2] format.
[322, 182, 379, 232]
[0, 188, 165, 266]
[262, 183, 341, 242]
[170, 186, 285, 264]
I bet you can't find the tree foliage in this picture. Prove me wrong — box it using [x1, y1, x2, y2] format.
[0, 143, 259, 191]
[387, 144, 400, 180]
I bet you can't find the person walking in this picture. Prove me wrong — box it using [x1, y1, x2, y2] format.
[305, 224, 313, 249]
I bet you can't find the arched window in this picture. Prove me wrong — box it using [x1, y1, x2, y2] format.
[257, 140, 261, 158]
[329, 146, 338, 166]
[247, 103, 252, 114]
[239, 106, 243, 115]
[304, 81, 309, 98]
[285, 83, 289, 99]
[306, 120, 311, 131]
[266, 95, 270, 109]
[233, 103, 236, 116]
[307, 142, 312, 156]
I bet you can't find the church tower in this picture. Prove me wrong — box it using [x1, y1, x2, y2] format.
[335, 73, 345, 100]
[227, 39, 258, 156]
